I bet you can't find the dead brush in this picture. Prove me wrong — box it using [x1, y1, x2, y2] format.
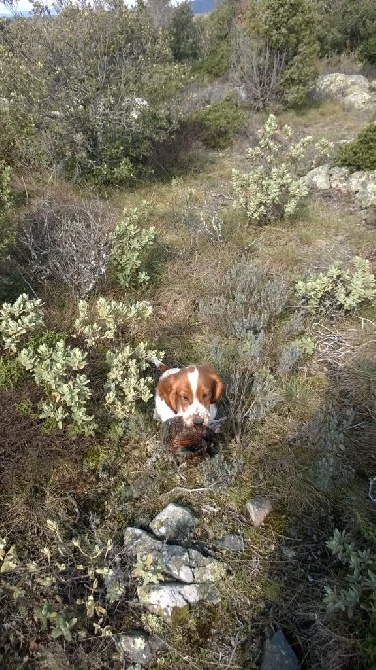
[15, 195, 114, 296]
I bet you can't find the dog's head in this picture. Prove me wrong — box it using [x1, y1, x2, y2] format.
[157, 365, 224, 427]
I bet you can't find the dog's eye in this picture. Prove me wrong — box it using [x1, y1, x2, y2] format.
[181, 395, 189, 402]
[202, 393, 208, 399]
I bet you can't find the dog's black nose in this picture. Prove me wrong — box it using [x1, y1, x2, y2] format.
[193, 417, 204, 425]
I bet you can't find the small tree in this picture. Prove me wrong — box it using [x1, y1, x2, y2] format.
[168, 1, 201, 63]
[244, 0, 319, 107]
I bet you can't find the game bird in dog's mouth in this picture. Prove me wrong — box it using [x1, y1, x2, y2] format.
[151, 358, 225, 428]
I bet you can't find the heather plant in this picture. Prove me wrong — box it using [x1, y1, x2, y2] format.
[232, 114, 333, 224]
[296, 402, 355, 491]
[18, 339, 96, 434]
[296, 256, 376, 314]
[189, 94, 246, 149]
[0, 293, 44, 353]
[109, 203, 156, 289]
[74, 297, 153, 347]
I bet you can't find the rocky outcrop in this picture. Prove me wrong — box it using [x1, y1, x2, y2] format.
[123, 524, 225, 621]
[303, 164, 376, 208]
[313, 74, 376, 111]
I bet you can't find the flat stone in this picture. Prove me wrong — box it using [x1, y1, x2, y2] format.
[216, 534, 245, 552]
[261, 630, 299, 670]
[123, 528, 162, 557]
[149, 503, 198, 541]
[246, 496, 273, 527]
[137, 582, 221, 621]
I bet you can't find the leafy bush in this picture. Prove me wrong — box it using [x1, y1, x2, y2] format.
[324, 529, 376, 664]
[0, 522, 127, 649]
[104, 343, 159, 421]
[296, 256, 376, 314]
[232, 114, 333, 223]
[18, 339, 95, 434]
[109, 203, 156, 288]
[336, 122, 376, 172]
[0, 160, 15, 259]
[197, 0, 242, 78]
[189, 94, 246, 149]
[0, 293, 44, 353]
[74, 297, 152, 347]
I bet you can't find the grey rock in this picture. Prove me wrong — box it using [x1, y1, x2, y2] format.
[329, 166, 351, 193]
[137, 582, 221, 621]
[246, 496, 273, 527]
[149, 503, 198, 541]
[160, 545, 226, 583]
[117, 629, 162, 666]
[124, 528, 162, 557]
[302, 164, 330, 191]
[216, 533, 245, 552]
[303, 164, 376, 208]
[313, 73, 376, 111]
[261, 630, 299, 670]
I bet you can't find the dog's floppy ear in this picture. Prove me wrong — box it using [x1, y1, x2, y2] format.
[204, 366, 225, 403]
[158, 374, 178, 414]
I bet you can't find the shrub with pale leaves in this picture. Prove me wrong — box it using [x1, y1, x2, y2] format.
[232, 114, 333, 224]
[296, 256, 376, 314]
[18, 340, 96, 434]
[109, 203, 155, 289]
[105, 343, 162, 421]
[74, 297, 153, 347]
[0, 293, 44, 353]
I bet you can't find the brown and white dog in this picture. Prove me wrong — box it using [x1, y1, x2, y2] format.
[151, 358, 225, 427]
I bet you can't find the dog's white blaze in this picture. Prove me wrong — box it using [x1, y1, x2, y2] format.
[187, 367, 199, 399]
[182, 367, 210, 424]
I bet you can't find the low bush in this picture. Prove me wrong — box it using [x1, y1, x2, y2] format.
[189, 94, 246, 149]
[336, 122, 376, 172]
[296, 256, 376, 314]
[324, 528, 376, 665]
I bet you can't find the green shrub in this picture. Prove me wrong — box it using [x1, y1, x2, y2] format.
[0, 160, 15, 259]
[18, 339, 96, 435]
[336, 122, 376, 172]
[0, 3, 188, 184]
[74, 297, 152, 347]
[324, 529, 376, 664]
[190, 94, 246, 149]
[296, 256, 376, 314]
[244, 0, 319, 107]
[109, 203, 156, 289]
[0, 293, 44, 353]
[232, 114, 332, 223]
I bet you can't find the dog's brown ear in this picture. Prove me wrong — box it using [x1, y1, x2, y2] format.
[204, 367, 225, 403]
[158, 374, 178, 413]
